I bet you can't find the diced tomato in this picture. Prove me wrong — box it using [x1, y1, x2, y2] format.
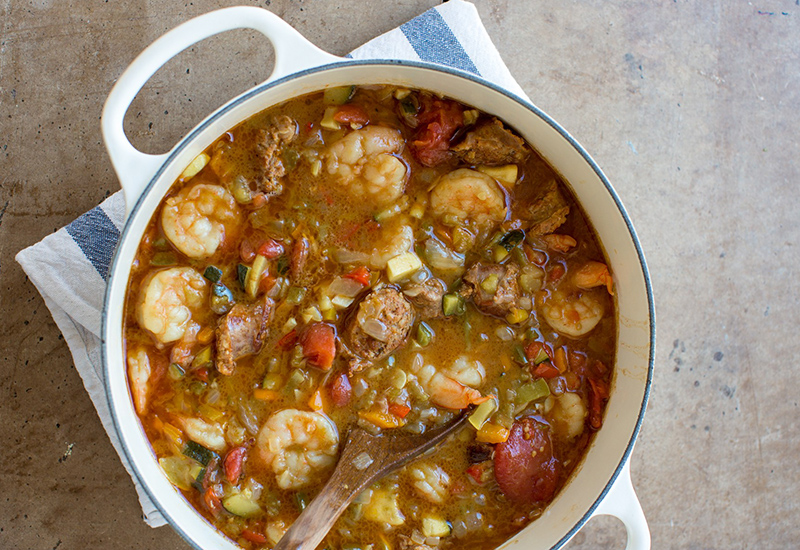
[343, 266, 371, 286]
[333, 104, 369, 126]
[194, 367, 210, 383]
[223, 446, 247, 484]
[277, 329, 298, 350]
[465, 462, 492, 485]
[524, 341, 553, 363]
[259, 275, 277, 294]
[257, 238, 284, 259]
[588, 378, 610, 430]
[548, 263, 566, 284]
[241, 529, 268, 544]
[533, 362, 560, 379]
[388, 402, 411, 419]
[240, 237, 257, 263]
[494, 418, 559, 504]
[410, 96, 463, 166]
[328, 372, 352, 408]
[203, 488, 223, 518]
[300, 323, 337, 370]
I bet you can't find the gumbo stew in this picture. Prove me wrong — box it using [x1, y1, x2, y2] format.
[124, 85, 616, 549]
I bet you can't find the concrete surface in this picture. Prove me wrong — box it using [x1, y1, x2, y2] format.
[2, 1, 798, 548]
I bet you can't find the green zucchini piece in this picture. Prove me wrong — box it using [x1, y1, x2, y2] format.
[442, 293, 466, 316]
[203, 265, 223, 283]
[516, 379, 551, 405]
[210, 282, 234, 315]
[416, 322, 433, 346]
[498, 229, 525, 251]
[150, 251, 177, 266]
[222, 492, 262, 517]
[237, 263, 250, 290]
[182, 440, 218, 466]
[323, 85, 356, 105]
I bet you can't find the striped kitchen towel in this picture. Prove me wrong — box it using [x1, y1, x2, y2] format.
[16, 0, 528, 527]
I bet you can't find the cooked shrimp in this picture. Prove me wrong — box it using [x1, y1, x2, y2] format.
[257, 409, 339, 490]
[325, 126, 408, 205]
[137, 267, 208, 344]
[161, 183, 240, 259]
[369, 219, 415, 269]
[429, 168, 507, 229]
[408, 462, 450, 504]
[573, 261, 614, 295]
[548, 392, 587, 441]
[541, 233, 577, 253]
[541, 289, 604, 338]
[180, 416, 227, 452]
[127, 346, 151, 414]
[412, 355, 490, 409]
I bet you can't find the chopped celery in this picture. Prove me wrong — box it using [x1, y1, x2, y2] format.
[323, 85, 355, 105]
[192, 346, 213, 369]
[442, 293, 466, 316]
[182, 440, 218, 466]
[203, 265, 222, 283]
[468, 397, 498, 430]
[320, 106, 341, 130]
[153, 237, 169, 250]
[168, 363, 185, 380]
[286, 286, 306, 305]
[262, 373, 283, 391]
[512, 344, 528, 365]
[533, 348, 550, 365]
[416, 322, 433, 346]
[480, 274, 499, 294]
[150, 251, 177, 266]
[516, 379, 551, 405]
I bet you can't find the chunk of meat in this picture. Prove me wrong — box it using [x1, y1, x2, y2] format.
[494, 418, 559, 504]
[253, 115, 298, 196]
[524, 179, 570, 237]
[452, 118, 530, 166]
[460, 262, 521, 317]
[215, 295, 274, 375]
[345, 288, 414, 361]
[403, 277, 446, 319]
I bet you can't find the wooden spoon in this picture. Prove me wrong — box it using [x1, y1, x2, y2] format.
[273, 410, 472, 550]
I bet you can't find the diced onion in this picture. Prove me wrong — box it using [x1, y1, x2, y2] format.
[334, 249, 371, 264]
[360, 318, 390, 342]
[352, 452, 374, 471]
[328, 276, 366, 298]
[424, 238, 464, 271]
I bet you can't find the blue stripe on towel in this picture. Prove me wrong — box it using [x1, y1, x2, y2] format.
[66, 207, 120, 281]
[400, 9, 480, 75]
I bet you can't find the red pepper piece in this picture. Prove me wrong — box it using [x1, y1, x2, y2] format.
[343, 266, 371, 286]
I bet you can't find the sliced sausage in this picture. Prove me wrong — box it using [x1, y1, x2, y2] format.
[460, 262, 521, 317]
[452, 118, 530, 166]
[494, 418, 559, 504]
[215, 295, 274, 375]
[345, 288, 414, 362]
[403, 277, 447, 319]
[254, 115, 298, 196]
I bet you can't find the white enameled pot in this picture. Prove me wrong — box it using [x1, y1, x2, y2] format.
[101, 7, 654, 550]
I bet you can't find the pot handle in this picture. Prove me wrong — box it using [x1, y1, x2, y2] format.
[101, 6, 341, 217]
[591, 461, 651, 550]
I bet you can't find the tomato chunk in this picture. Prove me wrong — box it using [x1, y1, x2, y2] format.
[343, 266, 371, 286]
[494, 418, 559, 504]
[257, 238, 284, 259]
[333, 104, 369, 126]
[241, 528, 267, 544]
[588, 377, 610, 430]
[223, 446, 247, 484]
[276, 329, 298, 351]
[388, 402, 411, 419]
[328, 372, 352, 408]
[410, 96, 463, 166]
[300, 323, 337, 370]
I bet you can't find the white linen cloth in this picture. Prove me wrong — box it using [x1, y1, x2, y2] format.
[16, 0, 528, 527]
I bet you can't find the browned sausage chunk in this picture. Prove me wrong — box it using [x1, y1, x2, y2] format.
[345, 288, 414, 362]
[254, 115, 298, 196]
[524, 179, 569, 237]
[452, 118, 530, 166]
[460, 262, 520, 317]
[403, 277, 447, 319]
[215, 295, 274, 375]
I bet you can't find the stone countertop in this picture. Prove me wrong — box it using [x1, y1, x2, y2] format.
[1, 1, 797, 548]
